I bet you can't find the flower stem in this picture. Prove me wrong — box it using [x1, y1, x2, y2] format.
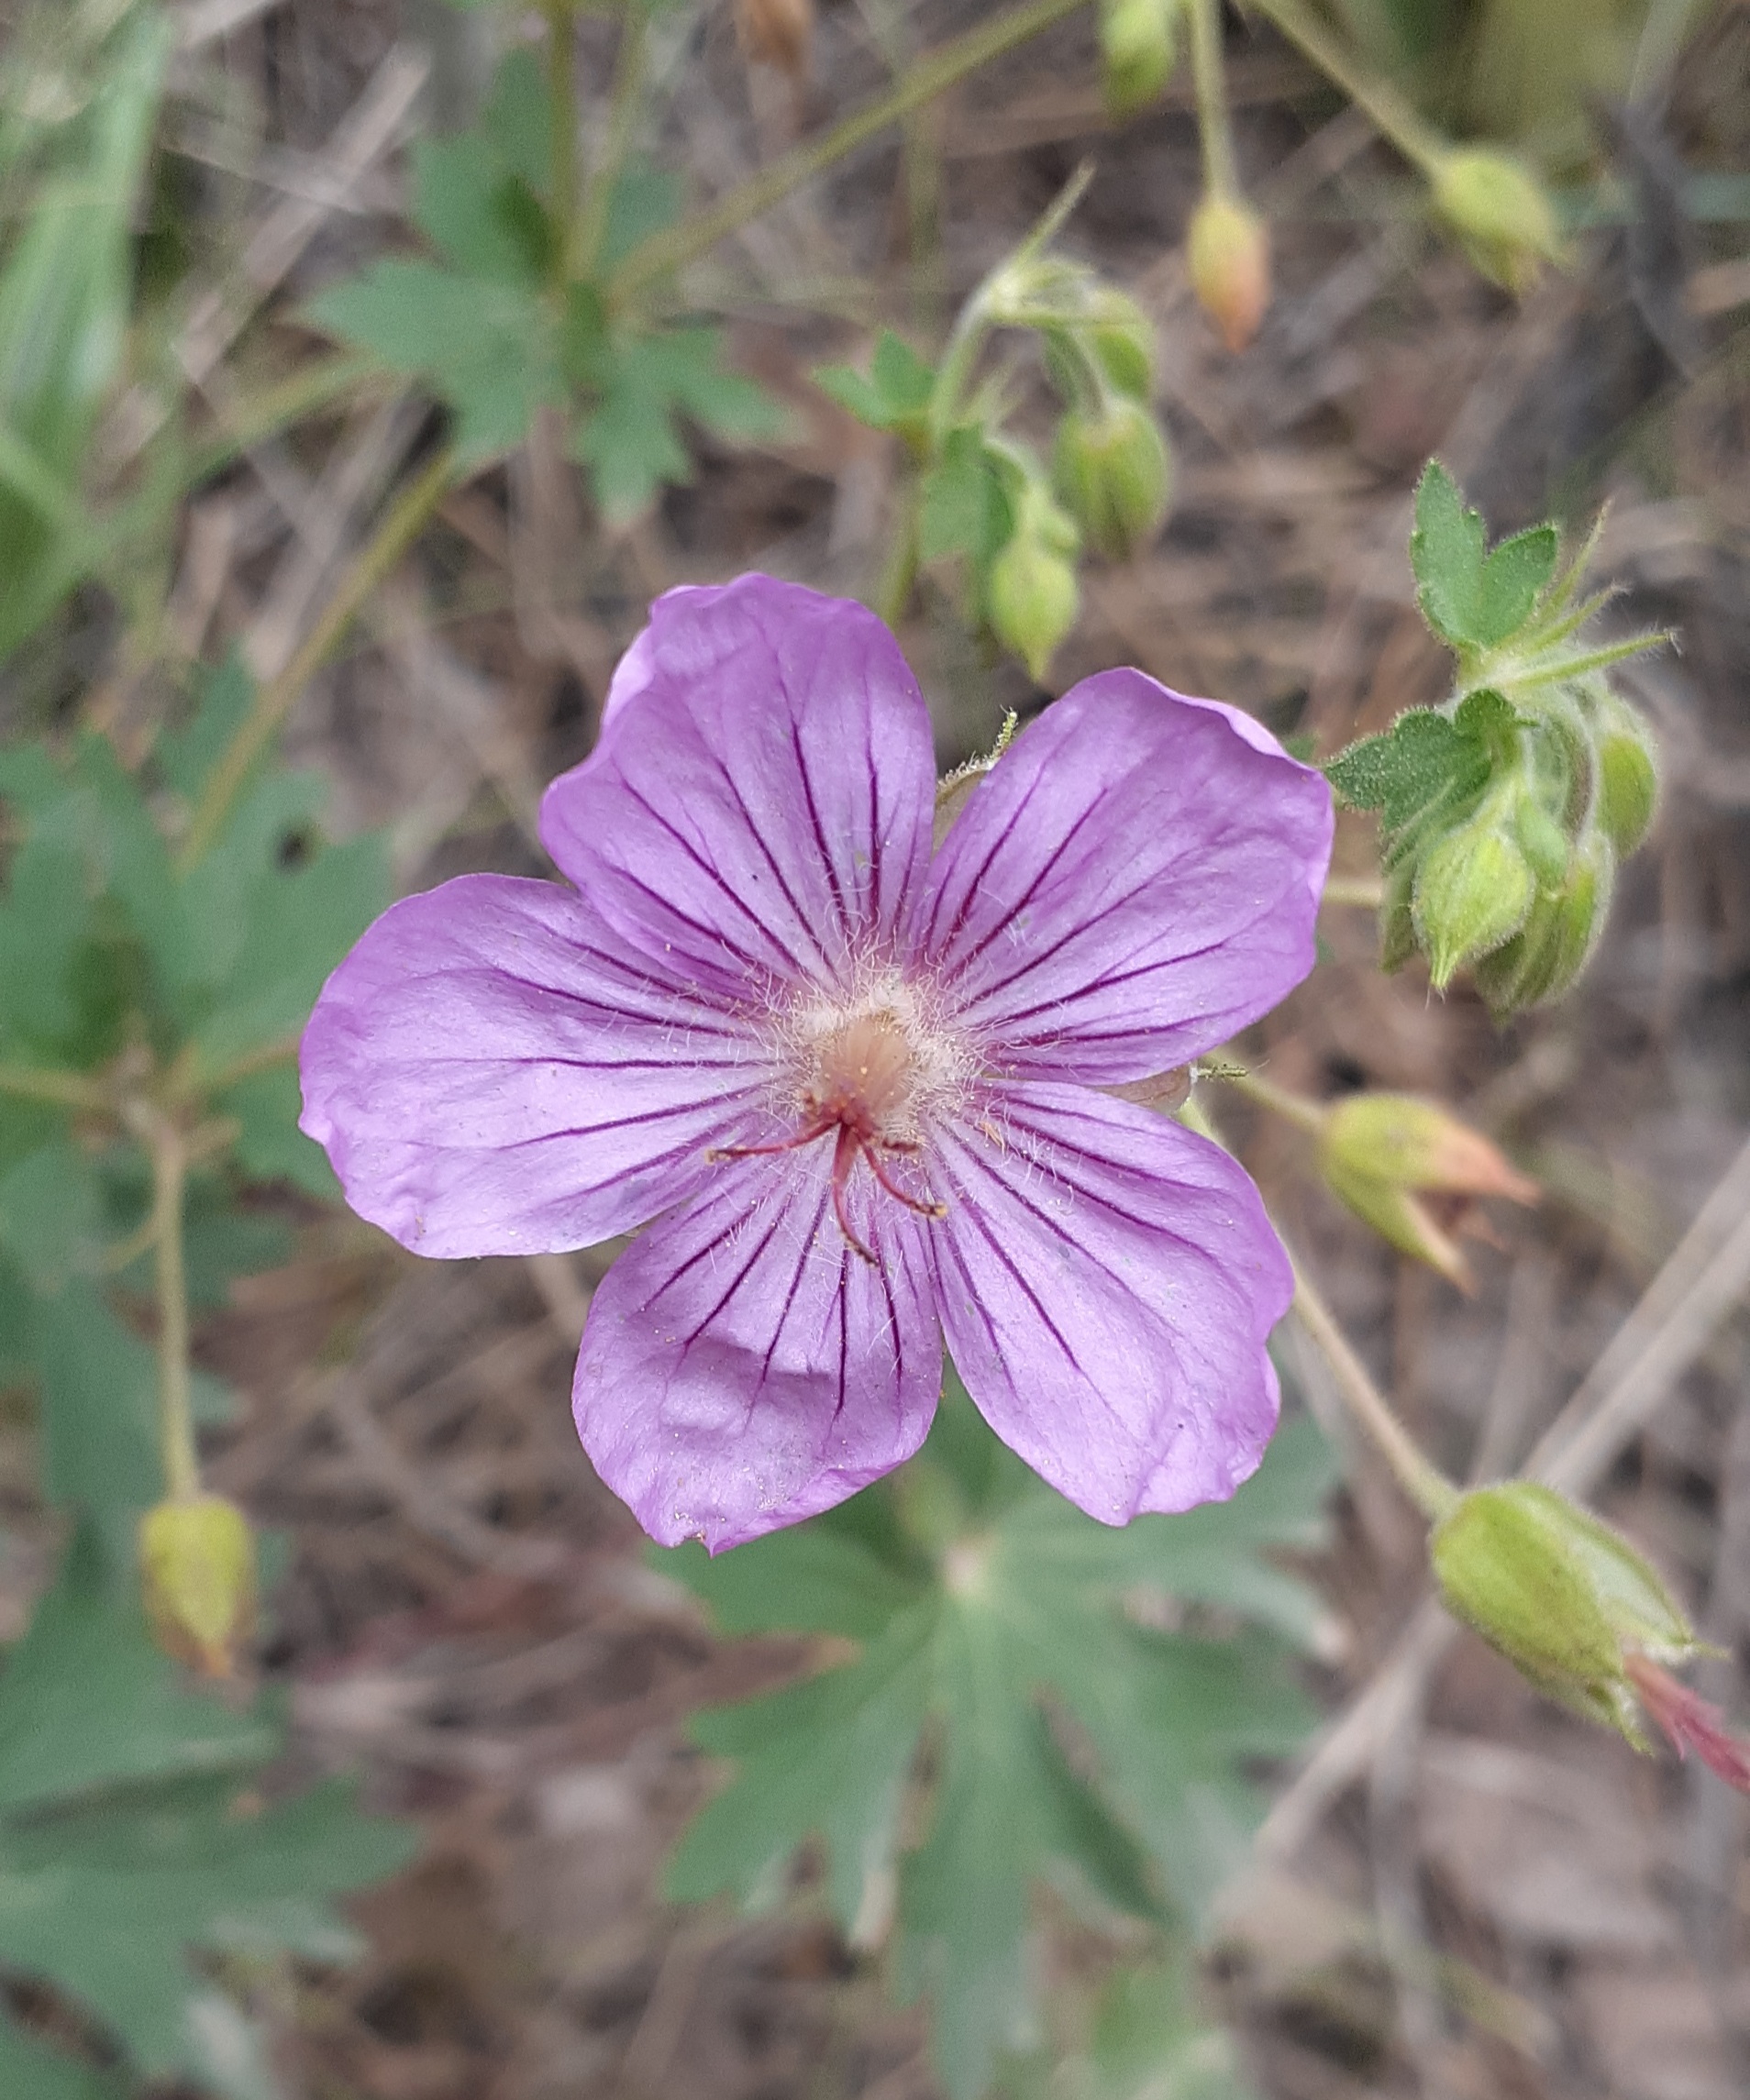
[1188, 0, 1237, 198]
[176, 445, 455, 873]
[574, 5, 649, 282]
[1221, 1066, 1330, 1138]
[545, 0, 581, 285]
[139, 1111, 199, 1504]
[0, 1062, 109, 1113]
[606, 0, 1091, 301]
[1321, 873, 1385, 910]
[1248, 0, 1448, 179]
[1290, 1247, 1459, 1523]
[875, 481, 923, 629]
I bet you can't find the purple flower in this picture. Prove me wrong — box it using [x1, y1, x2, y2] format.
[300, 577, 1332, 1550]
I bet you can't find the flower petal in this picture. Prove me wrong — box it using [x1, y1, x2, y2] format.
[299, 874, 774, 1257]
[927, 1084, 1289, 1521]
[921, 671, 1333, 1080]
[575, 1151, 943, 1550]
[542, 576, 936, 1001]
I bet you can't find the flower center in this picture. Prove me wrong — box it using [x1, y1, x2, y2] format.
[710, 992, 951, 1264]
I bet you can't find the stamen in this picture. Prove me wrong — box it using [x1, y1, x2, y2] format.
[866, 1147, 948, 1221]
[830, 1126, 879, 1266]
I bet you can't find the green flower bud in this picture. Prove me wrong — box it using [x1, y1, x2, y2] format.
[1187, 192, 1270, 352]
[1412, 811, 1535, 990]
[1431, 1482, 1699, 1743]
[1473, 827, 1612, 1015]
[1320, 1092, 1537, 1292]
[1595, 713, 1659, 857]
[1512, 790, 1570, 890]
[1085, 288, 1157, 401]
[140, 1494, 257, 1678]
[986, 482, 1080, 682]
[1099, 0, 1177, 120]
[1431, 149, 1565, 295]
[1053, 396, 1172, 559]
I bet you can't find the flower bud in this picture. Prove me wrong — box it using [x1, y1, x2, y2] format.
[1099, 0, 1177, 120]
[1431, 1483, 1698, 1742]
[140, 1494, 257, 1678]
[1085, 289, 1157, 401]
[1594, 713, 1659, 857]
[1053, 396, 1171, 559]
[1472, 828, 1612, 1015]
[1512, 789, 1570, 890]
[1320, 1092, 1537, 1291]
[1187, 193, 1270, 352]
[1412, 812, 1534, 990]
[986, 483, 1080, 683]
[1431, 149, 1564, 295]
[734, 0, 814, 76]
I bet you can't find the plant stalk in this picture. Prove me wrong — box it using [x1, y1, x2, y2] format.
[0, 1062, 110, 1113]
[1248, 0, 1447, 178]
[607, 0, 1091, 301]
[1188, 0, 1237, 198]
[143, 1111, 199, 1503]
[1290, 1248, 1459, 1523]
[176, 446, 456, 872]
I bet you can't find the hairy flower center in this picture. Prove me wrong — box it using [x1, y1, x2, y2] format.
[802, 1009, 919, 1144]
[711, 992, 952, 1265]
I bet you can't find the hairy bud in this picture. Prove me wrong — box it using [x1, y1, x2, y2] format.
[1320, 1092, 1537, 1291]
[1432, 1483, 1698, 1740]
[986, 481, 1080, 681]
[1054, 396, 1171, 558]
[735, 0, 814, 76]
[1473, 827, 1612, 1015]
[1594, 711, 1659, 857]
[1412, 810, 1534, 990]
[1085, 289, 1157, 401]
[1187, 193, 1270, 351]
[1099, 0, 1177, 119]
[1431, 149, 1564, 295]
[140, 1494, 257, 1678]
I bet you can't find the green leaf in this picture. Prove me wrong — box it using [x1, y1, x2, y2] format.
[219, 1065, 340, 1203]
[599, 162, 684, 271]
[669, 1608, 936, 1927]
[410, 134, 546, 282]
[30, 1285, 163, 1512]
[0, 1141, 103, 1290]
[305, 260, 558, 462]
[576, 326, 781, 521]
[1411, 461, 1558, 652]
[0, 2018, 120, 2100]
[481, 46, 549, 199]
[0, 1526, 416, 2094]
[1080, 1956, 1259, 2100]
[1324, 707, 1492, 843]
[666, 1390, 1329, 2100]
[0, 1523, 271, 1817]
[155, 653, 254, 803]
[814, 330, 935, 434]
[919, 428, 1010, 566]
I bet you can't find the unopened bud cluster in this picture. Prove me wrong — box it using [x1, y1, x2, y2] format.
[1097, 0, 1181, 118]
[140, 1493, 257, 1677]
[974, 243, 1174, 677]
[1332, 465, 1665, 1017]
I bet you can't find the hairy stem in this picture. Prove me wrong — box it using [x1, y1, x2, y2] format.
[1222, 1067, 1329, 1138]
[875, 481, 923, 629]
[607, 0, 1091, 301]
[1320, 873, 1386, 910]
[176, 446, 455, 872]
[575, 6, 649, 280]
[142, 1112, 199, 1503]
[0, 1062, 109, 1113]
[1188, 0, 1237, 197]
[1249, 0, 1447, 178]
[546, 0, 580, 284]
[1290, 1248, 1459, 1523]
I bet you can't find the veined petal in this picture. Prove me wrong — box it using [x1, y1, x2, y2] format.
[575, 1151, 943, 1551]
[921, 671, 1333, 1081]
[927, 1084, 1289, 1522]
[299, 874, 773, 1258]
[542, 575, 937, 1002]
